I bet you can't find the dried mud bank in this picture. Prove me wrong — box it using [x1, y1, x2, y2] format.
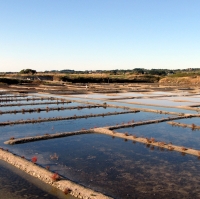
[134, 108, 186, 116]
[93, 128, 200, 157]
[0, 110, 139, 126]
[5, 130, 93, 145]
[168, 121, 200, 130]
[0, 149, 112, 199]
[107, 114, 197, 130]
[178, 106, 200, 112]
[188, 104, 200, 108]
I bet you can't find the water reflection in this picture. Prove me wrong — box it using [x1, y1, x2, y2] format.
[117, 121, 200, 149]
[0, 160, 75, 199]
[14, 134, 200, 199]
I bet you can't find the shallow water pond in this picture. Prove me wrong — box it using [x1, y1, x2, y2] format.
[1, 90, 200, 199]
[117, 121, 200, 149]
[0, 111, 169, 145]
[120, 98, 196, 106]
[0, 99, 64, 106]
[55, 97, 197, 114]
[0, 107, 125, 122]
[106, 101, 198, 114]
[0, 96, 30, 101]
[173, 117, 200, 126]
[0, 102, 78, 112]
[160, 95, 200, 103]
[0, 160, 75, 199]
[9, 134, 200, 199]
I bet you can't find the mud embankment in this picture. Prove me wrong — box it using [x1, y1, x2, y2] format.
[0, 148, 111, 199]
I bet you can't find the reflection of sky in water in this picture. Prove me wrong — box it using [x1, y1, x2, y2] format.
[0, 111, 169, 145]
[0, 99, 63, 105]
[160, 95, 200, 103]
[10, 134, 200, 199]
[117, 121, 200, 149]
[0, 102, 81, 111]
[149, 91, 177, 95]
[0, 107, 125, 122]
[108, 101, 198, 113]
[68, 92, 154, 98]
[0, 160, 69, 199]
[120, 98, 196, 106]
[51, 96, 198, 114]
[1, 91, 200, 198]
[0, 96, 30, 100]
[174, 117, 200, 126]
[63, 91, 193, 99]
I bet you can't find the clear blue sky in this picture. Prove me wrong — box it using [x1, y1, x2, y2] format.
[0, 0, 199, 72]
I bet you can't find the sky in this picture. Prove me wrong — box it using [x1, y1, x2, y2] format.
[0, 0, 200, 72]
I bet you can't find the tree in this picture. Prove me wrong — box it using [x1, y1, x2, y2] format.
[19, 69, 37, 75]
[149, 69, 167, 76]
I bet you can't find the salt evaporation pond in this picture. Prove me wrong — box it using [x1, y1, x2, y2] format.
[0, 101, 78, 112]
[0, 107, 126, 122]
[173, 117, 200, 126]
[0, 111, 169, 145]
[0, 96, 30, 101]
[160, 96, 200, 103]
[67, 92, 151, 99]
[0, 160, 75, 199]
[1, 91, 200, 198]
[8, 134, 200, 199]
[117, 121, 200, 150]
[0, 98, 63, 106]
[120, 98, 196, 106]
[106, 101, 199, 114]
[55, 96, 198, 114]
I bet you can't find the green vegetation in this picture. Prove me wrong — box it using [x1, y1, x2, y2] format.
[59, 74, 160, 83]
[0, 78, 31, 85]
[0, 68, 200, 85]
[168, 72, 200, 78]
[19, 69, 37, 75]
